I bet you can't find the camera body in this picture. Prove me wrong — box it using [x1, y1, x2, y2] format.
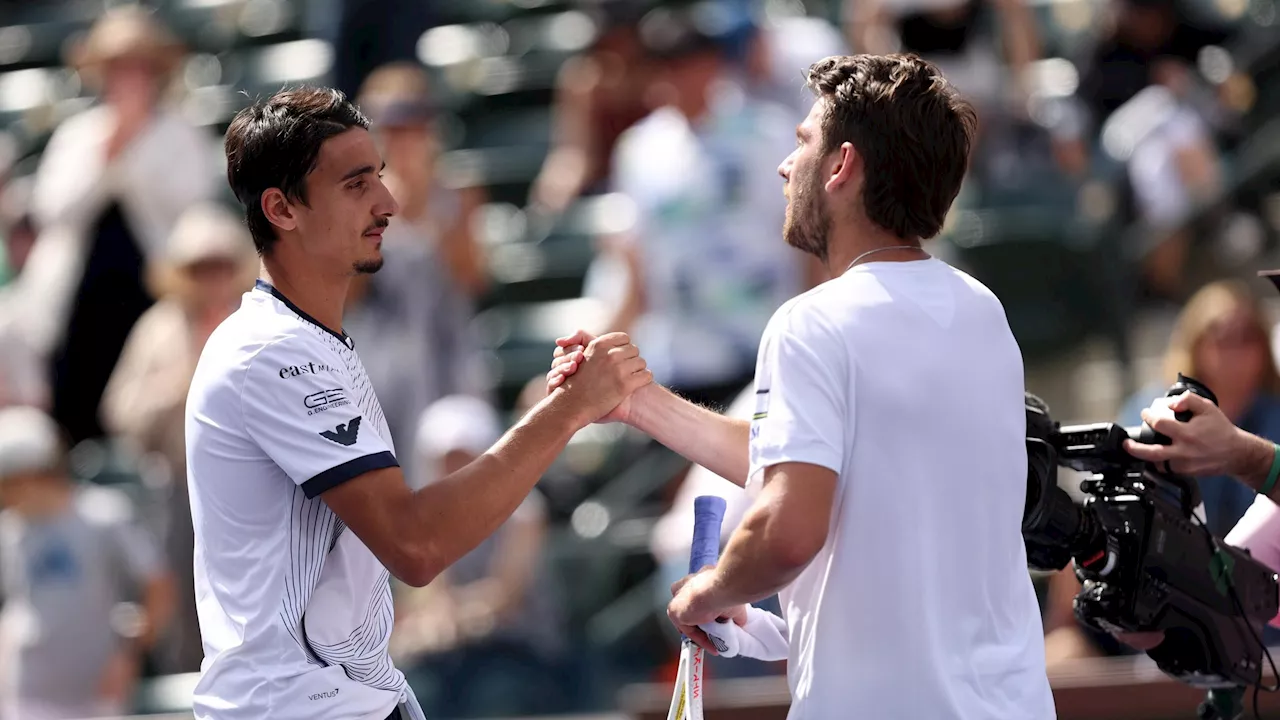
[1024, 376, 1280, 688]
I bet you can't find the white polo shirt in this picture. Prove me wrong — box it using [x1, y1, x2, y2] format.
[185, 280, 423, 720]
[747, 258, 1055, 720]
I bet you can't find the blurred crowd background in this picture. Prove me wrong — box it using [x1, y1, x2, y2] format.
[0, 0, 1278, 717]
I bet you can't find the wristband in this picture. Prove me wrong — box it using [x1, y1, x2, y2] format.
[1261, 443, 1280, 497]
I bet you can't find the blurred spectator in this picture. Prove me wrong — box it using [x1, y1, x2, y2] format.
[393, 395, 567, 717]
[1044, 279, 1280, 664]
[1047, 0, 1232, 299]
[11, 6, 216, 444]
[358, 62, 489, 298]
[844, 0, 1041, 110]
[0, 406, 175, 720]
[529, 0, 655, 220]
[592, 4, 809, 408]
[1116, 80, 1224, 299]
[1076, 0, 1229, 125]
[99, 203, 256, 674]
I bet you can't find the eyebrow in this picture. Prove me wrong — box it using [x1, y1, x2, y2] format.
[339, 161, 386, 183]
[796, 127, 806, 141]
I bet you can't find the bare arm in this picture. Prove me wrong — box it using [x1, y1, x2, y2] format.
[138, 572, 178, 651]
[529, 56, 599, 216]
[550, 331, 750, 485]
[991, 0, 1042, 95]
[844, 0, 895, 55]
[324, 334, 650, 587]
[628, 385, 752, 487]
[668, 462, 837, 634]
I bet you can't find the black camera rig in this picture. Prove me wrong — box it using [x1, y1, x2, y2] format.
[1023, 375, 1279, 718]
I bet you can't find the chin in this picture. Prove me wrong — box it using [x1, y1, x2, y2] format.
[353, 255, 384, 275]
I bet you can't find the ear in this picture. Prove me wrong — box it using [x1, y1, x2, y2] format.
[260, 188, 298, 234]
[825, 142, 860, 194]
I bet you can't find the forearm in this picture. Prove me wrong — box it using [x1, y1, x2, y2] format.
[703, 499, 809, 607]
[138, 574, 177, 651]
[409, 395, 579, 580]
[628, 384, 751, 486]
[1230, 429, 1278, 498]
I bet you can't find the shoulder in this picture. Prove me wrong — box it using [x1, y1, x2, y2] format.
[197, 297, 346, 392]
[762, 284, 847, 353]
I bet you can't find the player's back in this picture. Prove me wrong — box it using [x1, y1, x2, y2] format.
[764, 258, 1053, 719]
[185, 282, 414, 720]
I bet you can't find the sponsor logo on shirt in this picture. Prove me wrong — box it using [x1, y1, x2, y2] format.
[308, 689, 340, 701]
[278, 361, 336, 379]
[320, 416, 361, 447]
[304, 388, 350, 416]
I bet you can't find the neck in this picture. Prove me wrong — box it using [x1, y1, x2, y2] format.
[823, 221, 926, 277]
[259, 255, 350, 336]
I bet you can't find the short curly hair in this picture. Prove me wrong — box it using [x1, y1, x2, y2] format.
[804, 54, 977, 241]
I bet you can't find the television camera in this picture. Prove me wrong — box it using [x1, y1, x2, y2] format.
[1023, 375, 1280, 719]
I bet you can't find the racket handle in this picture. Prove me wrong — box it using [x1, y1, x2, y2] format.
[689, 495, 727, 574]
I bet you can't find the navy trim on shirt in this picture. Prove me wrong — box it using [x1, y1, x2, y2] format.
[254, 279, 355, 349]
[302, 451, 399, 498]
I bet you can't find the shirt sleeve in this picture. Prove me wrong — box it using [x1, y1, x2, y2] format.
[241, 334, 399, 498]
[748, 306, 849, 483]
[1224, 495, 1280, 628]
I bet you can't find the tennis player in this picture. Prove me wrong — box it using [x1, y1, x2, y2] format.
[185, 87, 651, 720]
[550, 54, 1055, 718]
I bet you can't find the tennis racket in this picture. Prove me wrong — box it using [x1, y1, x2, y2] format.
[666, 495, 727, 720]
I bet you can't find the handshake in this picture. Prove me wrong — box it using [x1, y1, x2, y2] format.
[541, 329, 654, 428]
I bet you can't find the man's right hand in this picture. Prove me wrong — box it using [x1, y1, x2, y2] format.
[550, 331, 652, 427]
[1122, 391, 1273, 485]
[548, 330, 648, 424]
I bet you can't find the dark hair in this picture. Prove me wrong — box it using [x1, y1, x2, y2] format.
[805, 54, 977, 241]
[224, 86, 370, 254]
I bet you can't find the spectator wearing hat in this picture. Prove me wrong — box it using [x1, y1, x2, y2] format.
[0, 406, 175, 720]
[393, 395, 567, 717]
[99, 203, 255, 675]
[13, 5, 216, 444]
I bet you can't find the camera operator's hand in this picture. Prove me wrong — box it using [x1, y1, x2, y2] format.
[1122, 391, 1275, 490]
[1111, 630, 1166, 652]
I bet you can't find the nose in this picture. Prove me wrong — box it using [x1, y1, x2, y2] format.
[375, 177, 399, 218]
[778, 153, 793, 181]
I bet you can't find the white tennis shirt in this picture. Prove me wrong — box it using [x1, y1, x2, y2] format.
[746, 258, 1055, 719]
[185, 280, 423, 720]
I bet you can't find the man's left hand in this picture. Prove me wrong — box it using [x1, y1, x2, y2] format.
[668, 568, 746, 655]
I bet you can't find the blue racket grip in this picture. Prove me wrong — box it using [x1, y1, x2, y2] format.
[689, 495, 727, 574]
